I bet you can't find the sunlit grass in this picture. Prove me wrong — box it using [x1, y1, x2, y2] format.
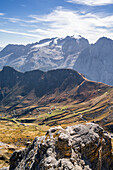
[0, 87, 113, 168]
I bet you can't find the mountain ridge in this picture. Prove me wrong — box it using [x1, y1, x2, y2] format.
[0, 66, 111, 116]
[1, 36, 113, 85]
[0, 36, 89, 72]
[0, 67, 113, 168]
[0, 36, 113, 85]
[74, 36, 113, 85]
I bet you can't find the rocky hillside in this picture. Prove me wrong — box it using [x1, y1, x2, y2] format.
[9, 123, 113, 170]
[0, 36, 89, 72]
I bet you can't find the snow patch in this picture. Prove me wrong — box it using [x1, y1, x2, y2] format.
[32, 41, 51, 48]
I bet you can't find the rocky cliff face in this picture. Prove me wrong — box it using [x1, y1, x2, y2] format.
[9, 123, 113, 170]
[74, 37, 113, 85]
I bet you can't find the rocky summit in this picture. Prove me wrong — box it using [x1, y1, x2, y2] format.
[9, 123, 113, 170]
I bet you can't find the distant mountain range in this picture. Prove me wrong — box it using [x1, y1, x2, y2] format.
[0, 36, 89, 72]
[1, 36, 113, 85]
[0, 66, 110, 114]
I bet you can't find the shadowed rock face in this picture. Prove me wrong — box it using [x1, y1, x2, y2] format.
[9, 123, 113, 170]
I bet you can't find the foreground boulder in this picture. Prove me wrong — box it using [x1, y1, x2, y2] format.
[9, 123, 113, 170]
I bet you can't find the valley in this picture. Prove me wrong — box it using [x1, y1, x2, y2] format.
[0, 67, 113, 168]
[1, 0, 113, 168]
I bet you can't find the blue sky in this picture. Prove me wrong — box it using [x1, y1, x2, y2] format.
[0, 0, 113, 47]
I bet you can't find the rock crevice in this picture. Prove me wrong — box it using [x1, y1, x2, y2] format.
[9, 123, 113, 170]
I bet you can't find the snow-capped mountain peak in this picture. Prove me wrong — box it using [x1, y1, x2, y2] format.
[0, 36, 89, 72]
[1, 36, 113, 85]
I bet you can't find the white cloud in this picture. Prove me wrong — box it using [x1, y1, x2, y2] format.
[0, 13, 5, 16]
[7, 17, 23, 23]
[66, 0, 113, 6]
[0, 16, 40, 24]
[1, 7, 113, 44]
[28, 7, 113, 43]
[0, 29, 42, 38]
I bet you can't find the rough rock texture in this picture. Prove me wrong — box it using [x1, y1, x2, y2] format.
[74, 37, 113, 85]
[9, 123, 113, 170]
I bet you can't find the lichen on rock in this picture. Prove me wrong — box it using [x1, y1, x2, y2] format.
[9, 123, 113, 170]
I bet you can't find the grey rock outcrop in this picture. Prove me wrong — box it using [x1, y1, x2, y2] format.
[9, 123, 113, 170]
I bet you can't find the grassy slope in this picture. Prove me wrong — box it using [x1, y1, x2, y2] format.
[0, 86, 113, 167]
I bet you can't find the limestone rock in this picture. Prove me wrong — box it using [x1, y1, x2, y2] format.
[74, 37, 113, 85]
[9, 123, 113, 170]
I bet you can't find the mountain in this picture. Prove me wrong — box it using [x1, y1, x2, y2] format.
[74, 37, 113, 85]
[0, 36, 89, 72]
[0, 66, 110, 115]
[10, 123, 113, 170]
[2, 36, 113, 86]
[0, 66, 83, 105]
[0, 67, 113, 168]
[0, 66, 23, 101]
